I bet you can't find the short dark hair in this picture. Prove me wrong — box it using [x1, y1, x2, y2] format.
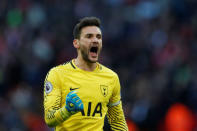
[73, 17, 101, 39]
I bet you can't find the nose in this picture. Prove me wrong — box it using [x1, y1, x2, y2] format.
[91, 36, 99, 44]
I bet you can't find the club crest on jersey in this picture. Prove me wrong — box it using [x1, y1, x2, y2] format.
[45, 81, 53, 94]
[100, 85, 108, 97]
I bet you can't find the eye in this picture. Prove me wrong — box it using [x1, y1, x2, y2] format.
[86, 34, 92, 38]
[97, 34, 102, 39]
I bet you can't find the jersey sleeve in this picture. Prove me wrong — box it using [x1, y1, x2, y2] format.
[107, 102, 128, 131]
[107, 74, 128, 131]
[109, 74, 121, 106]
[43, 67, 70, 127]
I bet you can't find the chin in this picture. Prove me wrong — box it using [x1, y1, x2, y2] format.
[90, 59, 98, 63]
[83, 57, 97, 63]
[89, 58, 98, 63]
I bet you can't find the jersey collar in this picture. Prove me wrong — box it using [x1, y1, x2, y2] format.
[71, 59, 101, 72]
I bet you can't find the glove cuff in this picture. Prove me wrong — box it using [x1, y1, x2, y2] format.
[60, 107, 72, 121]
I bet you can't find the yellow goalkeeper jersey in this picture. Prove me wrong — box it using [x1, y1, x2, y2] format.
[44, 59, 127, 131]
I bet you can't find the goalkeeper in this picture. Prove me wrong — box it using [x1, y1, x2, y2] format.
[43, 17, 128, 131]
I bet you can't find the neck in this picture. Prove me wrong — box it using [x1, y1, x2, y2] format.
[74, 57, 97, 71]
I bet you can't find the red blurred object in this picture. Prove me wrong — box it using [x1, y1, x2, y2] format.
[126, 119, 139, 131]
[22, 112, 49, 131]
[165, 103, 196, 131]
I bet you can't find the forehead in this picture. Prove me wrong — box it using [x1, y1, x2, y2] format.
[81, 26, 101, 35]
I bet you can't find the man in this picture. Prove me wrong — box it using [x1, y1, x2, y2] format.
[43, 17, 128, 131]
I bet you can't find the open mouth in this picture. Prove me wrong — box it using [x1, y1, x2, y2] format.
[89, 47, 98, 57]
[90, 47, 98, 53]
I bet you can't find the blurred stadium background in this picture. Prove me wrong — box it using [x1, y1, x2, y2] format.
[0, 0, 197, 131]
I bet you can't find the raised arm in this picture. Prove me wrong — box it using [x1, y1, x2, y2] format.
[43, 68, 83, 127]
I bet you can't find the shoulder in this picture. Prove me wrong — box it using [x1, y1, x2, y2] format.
[48, 60, 74, 74]
[98, 63, 119, 78]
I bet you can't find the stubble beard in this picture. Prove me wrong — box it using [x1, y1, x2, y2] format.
[80, 49, 97, 63]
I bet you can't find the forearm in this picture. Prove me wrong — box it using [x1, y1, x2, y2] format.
[45, 107, 71, 127]
[44, 91, 83, 127]
[44, 94, 71, 127]
[107, 102, 128, 131]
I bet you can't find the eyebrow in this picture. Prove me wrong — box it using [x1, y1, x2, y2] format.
[85, 33, 101, 35]
[84, 33, 102, 36]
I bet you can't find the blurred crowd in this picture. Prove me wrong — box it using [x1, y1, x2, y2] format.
[0, 0, 197, 131]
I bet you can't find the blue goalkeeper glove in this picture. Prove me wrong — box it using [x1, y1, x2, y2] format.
[65, 91, 84, 113]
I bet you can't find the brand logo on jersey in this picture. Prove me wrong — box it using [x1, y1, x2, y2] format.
[45, 81, 53, 94]
[70, 87, 79, 91]
[100, 85, 108, 97]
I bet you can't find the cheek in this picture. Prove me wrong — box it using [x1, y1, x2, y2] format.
[80, 43, 89, 51]
[99, 42, 102, 49]
[80, 39, 90, 47]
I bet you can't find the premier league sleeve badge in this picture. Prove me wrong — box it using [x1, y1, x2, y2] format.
[45, 81, 53, 94]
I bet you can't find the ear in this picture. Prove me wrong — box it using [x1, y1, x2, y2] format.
[73, 39, 80, 49]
